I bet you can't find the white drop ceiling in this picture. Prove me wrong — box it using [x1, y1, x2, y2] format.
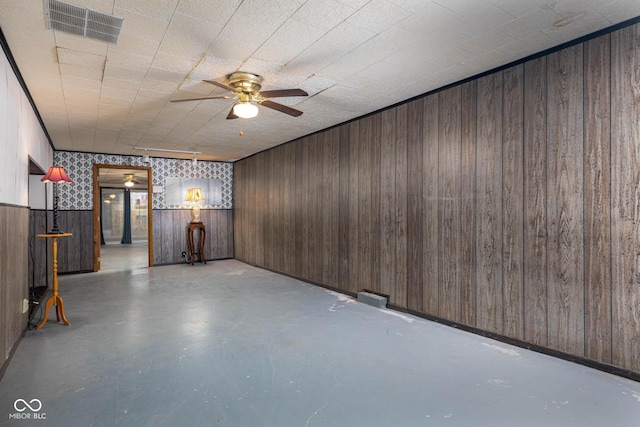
[1, 0, 639, 162]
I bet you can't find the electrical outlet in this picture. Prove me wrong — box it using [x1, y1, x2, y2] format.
[22, 298, 29, 314]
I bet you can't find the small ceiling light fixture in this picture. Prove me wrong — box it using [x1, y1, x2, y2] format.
[109, 193, 116, 199]
[142, 150, 150, 163]
[192, 153, 198, 166]
[233, 101, 259, 119]
[124, 174, 135, 188]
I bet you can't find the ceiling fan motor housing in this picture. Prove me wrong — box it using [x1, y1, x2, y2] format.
[228, 71, 262, 92]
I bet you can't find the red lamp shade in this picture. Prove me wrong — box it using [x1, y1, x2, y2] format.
[41, 166, 72, 183]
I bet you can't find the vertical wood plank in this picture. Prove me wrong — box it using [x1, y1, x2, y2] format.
[266, 149, 276, 269]
[438, 86, 461, 321]
[210, 210, 219, 259]
[80, 211, 93, 269]
[258, 154, 268, 266]
[546, 44, 585, 356]
[460, 80, 477, 327]
[29, 210, 47, 288]
[338, 125, 351, 291]
[379, 108, 397, 299]
[348, 122, 361, 294]
[247, 156, 257, 263]
[394, 103, 408, 308]
[240, 160, 250, 262]
[172, 210, 184, 263]
[283, 144, 295, 273]
[407, 99, 424, 311]
[308, 134, 323, 283]
[476, 73, 503, 334]
[276, 148, 285, 268]
[203, 210, 214, 259]
[370, 117, 382, 295]
[331, 128, 342, 287]
[232, 164, 242, 261]
[422, 94, 439, 315]
[611, 24, 640, 372]
[584, 33, 612, 364]
[358, 118, 373, 292]
[152, 209, 163, 264]
[226, 209, 234, 258]
[294, 142, 306, 277]
[502, 64, 525, 340]
[322, 128, 340, 288]
[523, 56, 548, 346]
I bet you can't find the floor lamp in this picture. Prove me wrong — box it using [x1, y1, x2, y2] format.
[37, 165, 73, 328]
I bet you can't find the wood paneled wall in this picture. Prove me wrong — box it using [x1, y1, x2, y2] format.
[28, 209, 233, 274]
[153, 209, 234, 265]
[30, 210, 94, 275]
[1, 205, 29, 373]
[234, 24, 640, 374]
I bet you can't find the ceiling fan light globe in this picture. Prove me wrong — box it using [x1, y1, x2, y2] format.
[233, 102, 258, 119]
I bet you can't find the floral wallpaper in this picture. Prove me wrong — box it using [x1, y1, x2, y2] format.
[53, 151, 233, 210]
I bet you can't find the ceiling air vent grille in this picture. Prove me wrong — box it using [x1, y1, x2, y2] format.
[45, 0, 123, 44]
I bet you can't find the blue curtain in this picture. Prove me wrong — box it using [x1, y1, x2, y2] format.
[99, 189, 105, 245]
[121, 189, 132, 244]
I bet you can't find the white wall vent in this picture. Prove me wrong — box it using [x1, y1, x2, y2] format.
[45, 0, 124, 44]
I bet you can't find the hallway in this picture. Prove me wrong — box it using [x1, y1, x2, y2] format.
[1, 259, 639, 426]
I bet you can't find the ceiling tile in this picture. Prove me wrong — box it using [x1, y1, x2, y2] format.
[292, 0, 357, 31]
[254, 19, 326, 66]
[116, 0, 180, 21]
[346, 0, 412, 33]
[286, 21, 376, 76]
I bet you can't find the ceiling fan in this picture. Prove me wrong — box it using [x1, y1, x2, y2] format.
[171, 71, 308, 119]
[99, 172, 143, 188]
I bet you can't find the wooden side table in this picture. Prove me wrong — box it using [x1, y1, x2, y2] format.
[187, 222, 206, 265]
[36, 233, 72, 329]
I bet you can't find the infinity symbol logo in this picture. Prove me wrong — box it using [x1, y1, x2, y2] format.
[14, 399, 42, 412]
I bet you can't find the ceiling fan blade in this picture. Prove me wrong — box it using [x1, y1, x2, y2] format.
[259, 88, 308, 98]
[226, 106, 239, 120]
[203, 79, 236, 92]
[171, 96, 229, 102]
[260, 100, 304, 117]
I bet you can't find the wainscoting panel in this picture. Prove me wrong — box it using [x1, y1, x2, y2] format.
[29, 210, 94, 275]
[152, 209, 234, 265]
[1, 205, 28, 373]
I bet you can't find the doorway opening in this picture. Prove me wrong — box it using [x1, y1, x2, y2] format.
[93, 164, 153, 271]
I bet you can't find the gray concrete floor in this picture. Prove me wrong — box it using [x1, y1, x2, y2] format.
[1, 259, 639, 426]
[99, 241, 149, 271]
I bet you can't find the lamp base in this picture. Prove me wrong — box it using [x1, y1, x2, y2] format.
[190, 206, 202, 223]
